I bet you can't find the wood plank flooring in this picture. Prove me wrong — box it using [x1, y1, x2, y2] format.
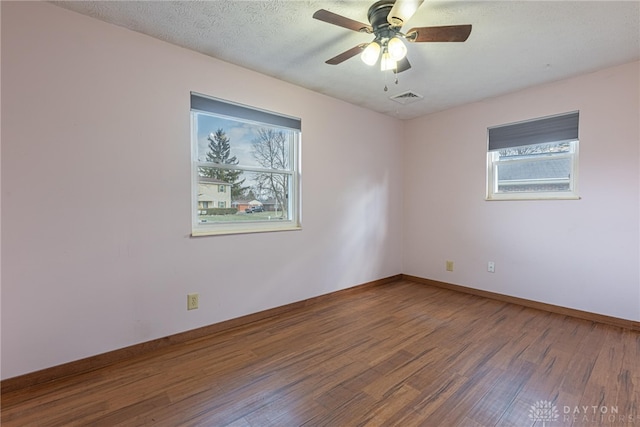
[2, 280, 639, 426]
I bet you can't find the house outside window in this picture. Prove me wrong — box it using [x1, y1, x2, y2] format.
[198, 178, 231, 212]
[191, 93, 302, 236]
[487, 111, 579, 200]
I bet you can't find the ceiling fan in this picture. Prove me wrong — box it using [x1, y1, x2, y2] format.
[313, 0, 471, 74]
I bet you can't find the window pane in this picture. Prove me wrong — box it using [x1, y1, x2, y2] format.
[493, 141, 574, 193]
[194, 112, 292, 171]
[496, 156, 572, 193]
[197, 170, 292, 223]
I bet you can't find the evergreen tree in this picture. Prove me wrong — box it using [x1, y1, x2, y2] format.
[200, 129, 247, 199]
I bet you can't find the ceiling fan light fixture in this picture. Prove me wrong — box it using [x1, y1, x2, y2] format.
[361, 41, 381, 66]
[380, 51, 397, 71]
[313, 0, 470, 75]
[387, 0, 425, 26]
[387, 36, 407, 61]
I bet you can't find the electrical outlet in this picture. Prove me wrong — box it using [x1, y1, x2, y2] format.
[488, 262, 495, 273]
[446, 260, 454, 272]
[187, 293, 199, 310]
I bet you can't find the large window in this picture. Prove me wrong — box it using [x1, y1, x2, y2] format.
[191, 93, 301, 236]
[487, 111, 579, 200]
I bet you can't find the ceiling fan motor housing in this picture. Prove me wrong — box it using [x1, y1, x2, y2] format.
[368, 0, 398, 41]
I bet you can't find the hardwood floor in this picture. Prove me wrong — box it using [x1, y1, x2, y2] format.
[2, 280, 639, 426]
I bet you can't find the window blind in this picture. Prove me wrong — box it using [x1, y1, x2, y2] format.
[191, 93, 301, 131]
[488, 111, 579, 151]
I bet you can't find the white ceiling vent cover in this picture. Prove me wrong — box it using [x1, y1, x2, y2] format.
[390, 91, 424, 105]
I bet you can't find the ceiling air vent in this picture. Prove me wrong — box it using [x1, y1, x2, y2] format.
[390, 90, 424, 105]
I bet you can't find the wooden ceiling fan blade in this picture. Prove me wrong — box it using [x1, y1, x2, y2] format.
[325, 44, 368, 65]
[407, 25, 472, 42]
[387, 0, 425, 26]
[313, 9, 373, 33]
[395, 57, 412, 73]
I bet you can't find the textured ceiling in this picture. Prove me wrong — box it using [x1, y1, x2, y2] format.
[52, 1, 640, 120]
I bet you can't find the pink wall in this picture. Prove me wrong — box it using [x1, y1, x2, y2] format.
[403, 61, 640, 322]
[0, 2, 404, 379]
[2, 1, 638, 380]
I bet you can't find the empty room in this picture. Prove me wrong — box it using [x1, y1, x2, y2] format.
[1, 1, 639, 425]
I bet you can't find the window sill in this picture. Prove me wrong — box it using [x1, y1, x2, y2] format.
[485, 193, 581, 201]
[191, 224, 302, 237]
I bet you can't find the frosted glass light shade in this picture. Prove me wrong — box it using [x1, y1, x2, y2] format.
[361, 42, 381, 66]
[387, 37, 407, 61]
[380, 52, 397, 71]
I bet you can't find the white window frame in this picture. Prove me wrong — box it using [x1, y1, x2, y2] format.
[486, 112, 580, 201]
[191, 93, 302, 236]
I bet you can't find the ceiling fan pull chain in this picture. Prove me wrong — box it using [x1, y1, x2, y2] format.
[383, 67, 389, 91]
[383, 68, 399, 91]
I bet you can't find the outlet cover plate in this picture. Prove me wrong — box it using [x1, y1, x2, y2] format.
[187, 293, 199, 310]
[488, 262, 495, 273]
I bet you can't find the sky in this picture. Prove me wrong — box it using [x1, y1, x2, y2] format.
[194, 112, 260, 167]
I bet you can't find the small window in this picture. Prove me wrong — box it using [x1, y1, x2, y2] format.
[487, 111, 579, 200]
[191, 93, 302, 236]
